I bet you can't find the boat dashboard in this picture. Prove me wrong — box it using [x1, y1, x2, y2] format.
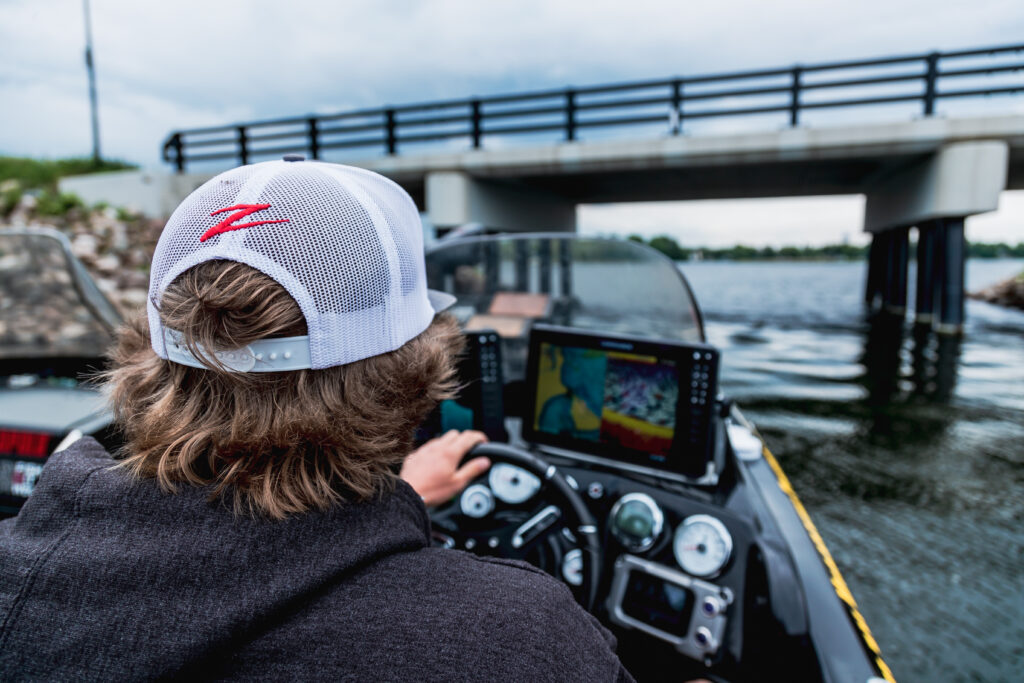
[421, 324, 798, 681]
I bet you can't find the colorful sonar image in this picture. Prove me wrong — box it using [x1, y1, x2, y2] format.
[601, 352, 678, 456]
[534, 344, 679, 456]
[534, 344, 607, 442]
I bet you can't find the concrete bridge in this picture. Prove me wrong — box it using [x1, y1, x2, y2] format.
[63, 44, 1024, 333]
[362, 115, 1022, 335]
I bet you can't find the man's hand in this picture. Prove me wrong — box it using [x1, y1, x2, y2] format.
[400, 430, 491, 507]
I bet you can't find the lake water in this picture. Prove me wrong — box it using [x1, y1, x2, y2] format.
[680, 259, 1024, 683]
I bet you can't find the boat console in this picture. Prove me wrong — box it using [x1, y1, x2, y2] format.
[426, 324, 769, 679]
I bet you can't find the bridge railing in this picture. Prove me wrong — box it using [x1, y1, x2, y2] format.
[162, 44, 1024, 172]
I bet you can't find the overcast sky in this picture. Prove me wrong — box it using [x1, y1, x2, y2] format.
[1, 0, 1022, 245]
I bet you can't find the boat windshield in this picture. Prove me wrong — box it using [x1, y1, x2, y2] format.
[426, 234, 703, 377]
[0, 229, 120, 361]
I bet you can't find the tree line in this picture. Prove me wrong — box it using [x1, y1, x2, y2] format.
[626, 234, 1024, 261]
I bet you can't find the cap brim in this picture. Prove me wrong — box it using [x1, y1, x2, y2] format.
[427, 289, 458, 314]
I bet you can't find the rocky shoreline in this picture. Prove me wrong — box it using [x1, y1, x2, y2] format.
[968, 272, 1024, 311]
[1, 184, 162, 315]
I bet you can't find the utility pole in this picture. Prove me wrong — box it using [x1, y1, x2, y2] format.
[83, 0, 101, 163]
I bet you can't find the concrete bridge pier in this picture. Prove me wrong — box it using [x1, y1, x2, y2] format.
[864, 140, 1008, 334]
[866, 228, 910, 314]
[424, 171, 576, 234]
[935, 217, 967, 334]
[914, 221, 939, 325]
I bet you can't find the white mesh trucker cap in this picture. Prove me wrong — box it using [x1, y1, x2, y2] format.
[148, 156, 455, 372]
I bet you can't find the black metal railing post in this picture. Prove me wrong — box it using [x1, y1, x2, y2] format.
[566, 90, 577, 142]
[790, 66, 803, 127]
[923, 52, 940, 116]
[307, 117, 320, 160]
[671, 79, 683, 135]
[385, 109, 397, 155]
[471, 100, 482, 149]
[170, 133, 184, 173]
[237, 126, 249, 165]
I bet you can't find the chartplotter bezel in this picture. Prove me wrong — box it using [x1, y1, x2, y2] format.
[523, 325, 720, 480]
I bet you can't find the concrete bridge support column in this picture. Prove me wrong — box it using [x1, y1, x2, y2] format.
[887, 228, 910, 314]
[912, 217, 968, 333]
[864, 140, 1008, 333]
[866, 228, 910, 314]
[936, 217, 967, 334]
[914, 222, 939, 325]
[882, 228, 910, 314]
[424, 171, 576, 233]
[865, 237, 884, 309]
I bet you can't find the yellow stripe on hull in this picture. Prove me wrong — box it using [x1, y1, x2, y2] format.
[761, 445, 896, 683]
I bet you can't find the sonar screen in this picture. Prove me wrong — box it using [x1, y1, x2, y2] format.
[416, 330, 506, 444]
[524, 325, 719, 479]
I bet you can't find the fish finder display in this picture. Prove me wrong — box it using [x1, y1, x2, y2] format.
[533, 345, 679, 456]
[525, 326, 719, 478]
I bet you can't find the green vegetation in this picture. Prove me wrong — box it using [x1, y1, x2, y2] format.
[0, 155, 137, 218]
[627, 234, 1024, 261]
[35, 191, 85, 216]
[0, 186, 21, 215]
[965, 242, 1024, 259]
[0, 156, 136, 192]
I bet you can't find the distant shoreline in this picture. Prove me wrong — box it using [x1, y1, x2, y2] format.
[673, 256, 1024, 264]
[626, 234, 1024, 262]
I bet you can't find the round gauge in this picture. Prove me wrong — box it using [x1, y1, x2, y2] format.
[459, 484, 494, 518]
[488, 463, 541, 505]
[561, 548, 584, 586]
[673, 514, 733, 578]
[609, 493, 664, 552]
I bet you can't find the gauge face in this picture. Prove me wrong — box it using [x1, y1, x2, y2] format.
[609, 493, 664, 552]
[460, 484, 494, 518]
[488, 463, 541, 504]
[673, 514, 733, 578]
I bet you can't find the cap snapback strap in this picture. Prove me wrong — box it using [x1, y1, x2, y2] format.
[164, 329, 313, 372]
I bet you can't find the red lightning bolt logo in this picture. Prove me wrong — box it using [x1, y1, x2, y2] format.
[200, 204, 289, 242]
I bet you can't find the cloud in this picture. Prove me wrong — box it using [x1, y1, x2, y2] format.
[3, 0, 1023, 164]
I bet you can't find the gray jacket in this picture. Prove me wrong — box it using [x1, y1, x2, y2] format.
[0, 437, 630, 681]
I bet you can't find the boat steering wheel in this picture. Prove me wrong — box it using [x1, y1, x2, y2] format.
[429, 443, 602, 611]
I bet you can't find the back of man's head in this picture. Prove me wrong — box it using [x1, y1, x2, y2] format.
[104, 159, 462, 518]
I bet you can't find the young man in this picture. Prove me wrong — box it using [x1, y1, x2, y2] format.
[0, 158, 631, 681]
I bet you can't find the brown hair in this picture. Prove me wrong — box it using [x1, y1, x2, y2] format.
[103, 260, 462, 519]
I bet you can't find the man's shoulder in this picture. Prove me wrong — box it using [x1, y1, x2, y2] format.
[383, 546, 569, 607]
[416, 546, 554, 581]
[333, 548, 628, 680]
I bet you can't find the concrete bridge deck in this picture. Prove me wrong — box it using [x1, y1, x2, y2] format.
[365, 114, 1024, 207]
